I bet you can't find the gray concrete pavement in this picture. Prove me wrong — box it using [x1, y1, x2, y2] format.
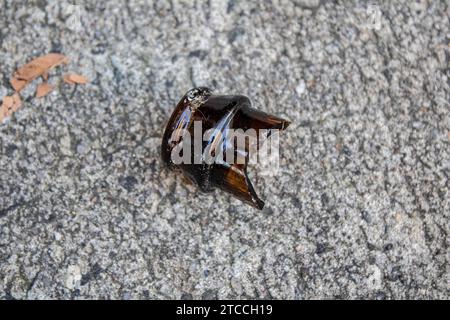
[0, 0, 448, 299]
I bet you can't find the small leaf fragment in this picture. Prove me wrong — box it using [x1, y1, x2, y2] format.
[0, 94, 22, 122]
[13, 53, 68, 82]
[1, 96, 14, 110]
[63, 73, 88, 85]
[36, 82, 54, 98]
[10, 53, 68, 93]
[10, 77, 28, 92]
[11, 93, 22, 111]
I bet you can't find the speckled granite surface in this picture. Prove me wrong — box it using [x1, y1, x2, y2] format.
[0, 1, 448, 299]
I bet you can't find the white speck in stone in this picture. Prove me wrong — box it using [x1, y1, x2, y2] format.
[366, 265, 382, 290]
[65, 265, 82, 289]
[295, 81, 306, 96]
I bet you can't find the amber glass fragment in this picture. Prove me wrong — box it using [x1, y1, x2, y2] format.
[161, 87, 290, 210]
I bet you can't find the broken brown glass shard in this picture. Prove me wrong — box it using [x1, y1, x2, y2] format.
[161, 87, 290, 210]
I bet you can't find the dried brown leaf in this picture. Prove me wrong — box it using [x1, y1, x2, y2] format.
[1, 96, 14, 110]
[36, 82, 54, 98]
[63, 73, 88, 85]
[0, 95, 21, 122]
[11, 93, 21, 111]
[10, 77, 28, 92]
[14, 53, 68, 82]
[62, 74, 74, 84]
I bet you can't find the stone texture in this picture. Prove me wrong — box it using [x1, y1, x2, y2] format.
[0, 0, 448, 299]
